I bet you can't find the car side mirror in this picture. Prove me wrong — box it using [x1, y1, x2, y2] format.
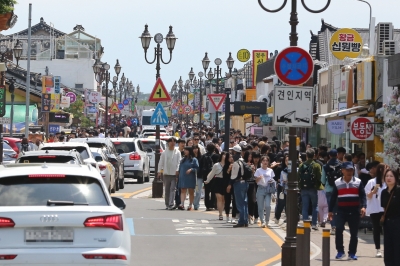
[146, 148, 153, 153]
[111, 197, 126, 210]
[95, 156, 102, 162]
[108, 154, 117, 160]
[117, 148, 124, 154]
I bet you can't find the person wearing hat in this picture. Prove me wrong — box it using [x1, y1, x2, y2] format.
[328, 161, 367, 260]
[321, 149, 342, 234]
[227, 145, 249, 227]
[158, 137, 182, 210]
[177, 146, 199, 210]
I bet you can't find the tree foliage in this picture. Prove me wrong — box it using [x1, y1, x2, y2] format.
[63, 98, 94, 128]
[0, 0, 17, 14]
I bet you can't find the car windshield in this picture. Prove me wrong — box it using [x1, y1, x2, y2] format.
[86, 142, 105, 149]
[0, 175, 108, 206]
[16, 156, 79, 164]
[41, 147, 90, 160]
[141, 141, 165, 151]
[142, 116, 151, 126]
[113, 142, 135, 153]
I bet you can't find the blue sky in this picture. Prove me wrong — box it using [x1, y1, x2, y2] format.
[9, 0, 400, 94]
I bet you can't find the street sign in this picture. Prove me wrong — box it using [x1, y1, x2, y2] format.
[66, 92, 76, 104]
[233, 102, 267, 115]
[350, 116, 374, 141]
[274, 47, 314, 86]
[329, 28, 363, 60]
[237, 49, 251, 63]
[178, 106, 184, 115]
[149, 78, 171, 102]
[151, 103, 169, 126]
[109, 102, 121, 114]
[0, 86, 5, 117]
[49, 124, 60, 134]
[0, 117, 10, 123]
[88, 91, 102, 104]
[123, 99, 129, 105]
[117, 103, 124, 110]
[183, 105, 192, 115]
[208, 94, 226, 111]
[203, 112, 210, 120]
[273, 86, 313, 128]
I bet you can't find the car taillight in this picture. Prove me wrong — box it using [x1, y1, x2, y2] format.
[84, 215, 123, 230]
[82, 254, 126, 260]
[99, 164, 107, 171]
[29, 174, 65, 179]
[113, 142, 121, 145]
[0, 255, 17, 260]
[0, 217, 15, 228]
[129, 153, 141, 160]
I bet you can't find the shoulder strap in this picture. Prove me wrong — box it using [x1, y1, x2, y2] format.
[383, 189, 395, 216]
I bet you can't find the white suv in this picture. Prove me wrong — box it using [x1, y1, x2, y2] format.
[137, 138, 166, 174]
[0, 163, 131, 265]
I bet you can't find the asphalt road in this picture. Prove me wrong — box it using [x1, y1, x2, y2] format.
[114, 177, 283, 266]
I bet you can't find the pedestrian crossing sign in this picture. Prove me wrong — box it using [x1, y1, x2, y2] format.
[109, 102, 121, 114]
[151, 103, 169, 126]
[149, 78, 171, 102]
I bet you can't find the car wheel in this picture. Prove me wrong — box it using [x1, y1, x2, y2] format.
[137, 176, 144, 184]
[119, 177, 125, 189]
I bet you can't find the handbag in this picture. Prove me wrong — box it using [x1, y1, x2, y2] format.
[266, 181, 277, 194]
[380, 189, 395, 226]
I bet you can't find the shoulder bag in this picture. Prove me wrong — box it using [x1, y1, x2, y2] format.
[380, 189, 395, 226]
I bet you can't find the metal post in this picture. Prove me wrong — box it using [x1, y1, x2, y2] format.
[10, 93, 14, 137]
[295, 226, 305, 266]
[224, 73, 231, 152]
[199, 78, 202, 126]
[25, 3, 32, 138]
[303, 220, 311, 266]
[215, 65, 219, 134]
[0, 69, 4, 163]
[105, 72, 109, 135]
[322, 229, 330, 266]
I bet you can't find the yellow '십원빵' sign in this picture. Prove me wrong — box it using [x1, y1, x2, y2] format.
[329, 28, 363, 60]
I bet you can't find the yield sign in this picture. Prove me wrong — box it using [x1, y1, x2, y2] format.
[109, 102, 121, 114]
[149, 78, 171, 102]
[208, 94, 226, 111]
[274, 46, 314, 86]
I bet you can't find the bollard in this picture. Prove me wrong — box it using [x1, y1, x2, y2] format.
[303, 220, 311, 266]
[296, 226, 305, 266]
[322, 229, 330, 266]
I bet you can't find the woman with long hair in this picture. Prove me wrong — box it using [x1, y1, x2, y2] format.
[186, 138, 193, 147]
[255, 156, 275, 228]
[365, 163, 388, 258]
[380, 168, 400, 265]
[177, 146, 199, 210]
[223, 152, 237, 223]
[249, 152, 261, 224]
[204, 152, 227, 220]
[193, 145, 203, 210]
[274, 154, 288, 224]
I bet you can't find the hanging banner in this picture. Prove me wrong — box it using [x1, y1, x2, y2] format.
[50, 94, 61, 112]
[41, 93, 51, 112]
[54, 76, 61, 94]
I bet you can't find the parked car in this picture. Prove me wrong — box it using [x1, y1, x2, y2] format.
[15, 150, 85, 165]
[137, 138, 166, 174]
[0, 163, 131, 265]
[91, 148, 116, 194]
[139, 126, 168, 138]
[110, 138, 151, 184]
[3, 137, 35, 153]
[2, 141, 18, 164]
[69, 138, 125, 190]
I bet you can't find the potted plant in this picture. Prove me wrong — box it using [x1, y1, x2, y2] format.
[0, 0, 17, 31]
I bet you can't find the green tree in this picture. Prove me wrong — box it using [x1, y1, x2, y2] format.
[64, 98, 94, 128]
[0, 0, 17, 14]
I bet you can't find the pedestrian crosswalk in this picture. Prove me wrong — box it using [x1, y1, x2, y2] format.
[172, 219, 217, 235]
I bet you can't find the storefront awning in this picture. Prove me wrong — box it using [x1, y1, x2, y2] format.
[316, 106, 368, 125]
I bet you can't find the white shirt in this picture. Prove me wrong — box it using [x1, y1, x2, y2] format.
[254, 167, 275, 187]
[230, 158, 244, 180]
[158, 147, 182, 176]
[98, 133, 105, 138]
[205, 163, 224, 183]
[365, 177, 386, 216]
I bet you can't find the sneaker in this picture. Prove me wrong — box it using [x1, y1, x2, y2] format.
[178, 205, 185, 210]
[330, 227, 336, 235]
[231, 219, 237, 224]
[312, 225, 319, 230]
[348, 254, 358, 260]
[335, 252, 346, 260]
[249, 216, 254, 225]
[376, 250, 382, 258]
[254, 218, 259, 224]
[168, 206, 174, 210]
[267, 223, 274, 228]
[273, 218, 279, 224]
[226, 217, 230, 223]
[233, 224, 245, 228]
[320, 222, 326, 228]
[187, 206, 192, 211]
[261, 222, 266, 228]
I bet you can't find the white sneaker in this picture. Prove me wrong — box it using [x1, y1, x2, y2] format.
[249, 216, 254, 225]
[261, 222, 266, 228]
[312, 225, 319, 230]
[254, 218, 259, 224]
[376, 249, 382, 258]
[273, 218, 279, 224]
[226, 217, 230, 223]
[231, 219, 236, 224]
[267, 222, 275, 228]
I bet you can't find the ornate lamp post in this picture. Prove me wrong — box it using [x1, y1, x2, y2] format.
[112, 60, 121, 125]
[224, 52, 234, 152]
[139, 24, 177, 198]
[257, 0, 331, 264]
[93, 61, 111, 133]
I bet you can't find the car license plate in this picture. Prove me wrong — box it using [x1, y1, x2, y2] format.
[25, 227, 74, 242]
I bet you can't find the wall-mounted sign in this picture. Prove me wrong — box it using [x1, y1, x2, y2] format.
[252, 50, 268, 88]
[350, 116, 374, 141]
[65, 92, 76, 104]
[327, 119, 346, 135]
[329, 28, 363, 60]
[54, 76, 61, 94]
[233, 102, 267, 115]
[375, 123, 384, 136]
[237, 49, 251, 63]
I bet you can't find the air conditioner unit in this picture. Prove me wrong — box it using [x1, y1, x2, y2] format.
[383, 40, 398, 56]
[377, 23, 394, 55]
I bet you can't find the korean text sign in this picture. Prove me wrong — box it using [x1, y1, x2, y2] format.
[329, 28, 363, 60]
[350, 116, 374, 141]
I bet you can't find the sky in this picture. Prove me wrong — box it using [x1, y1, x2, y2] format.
[8, 0, 400, 94]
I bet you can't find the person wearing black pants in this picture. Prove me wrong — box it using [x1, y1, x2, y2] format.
[247, 182, 257, 224]
[223, 152, 237, 223]
[204, 180, 216, 211]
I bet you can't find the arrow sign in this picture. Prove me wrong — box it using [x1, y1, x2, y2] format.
[109, 102, 121, 114]
[151, 103, 169, 126]
[274, 46, 314, 86]
[208, 94, 226, 111]
[149, 78, 171, 102]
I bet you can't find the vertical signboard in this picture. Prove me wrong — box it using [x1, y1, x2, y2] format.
[54, 76, 61, 94]
[41, 94, 51, 112]
[252, 50, 268, 88]
[0, 86, 5, 117]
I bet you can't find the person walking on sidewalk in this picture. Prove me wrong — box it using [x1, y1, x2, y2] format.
[328, 161, 367, 261]
[223, 152, 237, 223]
[380, 168, 400, 266]
[177, 146, 199, 210]
[298, 148, 323, 230]
[158, 137, 182, 210]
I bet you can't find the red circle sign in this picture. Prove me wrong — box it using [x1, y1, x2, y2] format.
[351, 117, 373, 140]
[184, 105, 192, 114]
[274, 47, 314, 86]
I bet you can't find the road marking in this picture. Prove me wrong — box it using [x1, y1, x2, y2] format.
[173, 219, 217, 235]
[186, 219, 194, 223]
[201, 220, 209, 223]
[172, 219, 179, 223]
[126, 218, 135, 236]
[111, 186, 152, 199]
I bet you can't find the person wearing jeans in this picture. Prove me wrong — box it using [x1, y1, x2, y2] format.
[194, 177, 204, 210]
[254, 156, 275, 228]
[300, 188, 318, 226]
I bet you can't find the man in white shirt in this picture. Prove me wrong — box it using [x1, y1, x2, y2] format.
[123, 125, 131, 138]
[158, 137, 182, 209]
[98, 129, 105, 138]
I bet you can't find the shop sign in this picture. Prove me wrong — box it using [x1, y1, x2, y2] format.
[329, 28, 363, 60]
[252, 50, 268, 88]
[327, 119, 346, 135]
[350, 116, 374, 141]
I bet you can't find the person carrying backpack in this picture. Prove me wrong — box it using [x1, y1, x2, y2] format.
[199, 143, 219, 211]
[321, 149, 342, 234]
[298, 148, 323, 230]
